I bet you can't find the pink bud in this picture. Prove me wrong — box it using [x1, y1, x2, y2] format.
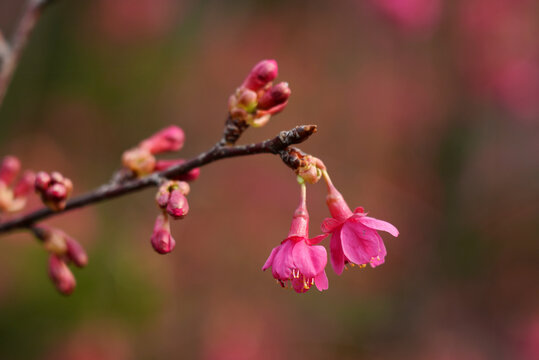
[48, 254, 76, 295]
[257, 82, 291, 111]
[13, 171, 35, 198]
[151, 213, 176, 254]
[154, 159, 201, 182]
[46, 183, 67, 202]
[50, 171, 64, 184]
[35, 171, 51, 191]
[0, 156, 21, 186]
[122, 147, 156, 176]
[166, 189, 189, 219]
[65, 237, 88, 268]
[155, 183, 171, 209]
[139, 125, 185, 154]
[241, 59, 278, 91]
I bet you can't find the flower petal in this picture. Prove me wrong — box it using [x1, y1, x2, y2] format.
[329, 228, 345, 275]
[262, 246, 280, 271]
[315, 270, 329, 291]
[358, 216, 399, 237]
[341, 222, 380, 265]
[369, 233, 387, 268]
[292, 241, 327, 278]
[273, 240, 294, 279]
[321, 218, 341, 233]
[306, 233, 328, 245]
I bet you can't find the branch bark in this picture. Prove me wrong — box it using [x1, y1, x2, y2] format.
[0, 125, 317, 234]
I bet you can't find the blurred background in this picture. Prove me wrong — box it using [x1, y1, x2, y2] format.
[0, 0, 538, 359]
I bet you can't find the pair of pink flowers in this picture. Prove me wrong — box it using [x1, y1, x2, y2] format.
[263, 172, 399, 293]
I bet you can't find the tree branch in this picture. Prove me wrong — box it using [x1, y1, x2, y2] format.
[0, 125, 317, 234]
[0, 0, 55, 107]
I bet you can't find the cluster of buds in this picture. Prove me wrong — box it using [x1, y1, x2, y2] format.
[151, 180, 190, 254]
[228, 59, 291, 128]
[122, 125, 189, 177]
[0, 156, 35, 214]
[263, 159, 399, 293]
[35, 171, 73, 211]
[33, 226, 88, 295]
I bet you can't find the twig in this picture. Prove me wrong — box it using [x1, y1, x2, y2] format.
[0, 125, 317, 234]
[0, 0, 55, 107]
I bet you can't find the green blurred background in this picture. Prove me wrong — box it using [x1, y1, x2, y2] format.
[0, 0, 538, 359]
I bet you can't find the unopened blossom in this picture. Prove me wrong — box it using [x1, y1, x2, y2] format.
[35, 171, 73, 211]
[296, 155, 325, 185]
[37, 226, 88, 268]
[167, 189, 189, 219]
[228, 60, 291, 128]
[139, 125, 185, 155]
[13, 171, 36, 198]
[241, 59, 278, 91]
[321, 171, 399, 275]
[155, 180, 190, 219]
[262, 183, 328, 293]
[48, 254, 76, 295]
[121, 147, 156, 176]
[0, 156, 21, 186]
[257, 82, 291, 114]
[150, 213, 176, 254]
[0, 157, 34, 213]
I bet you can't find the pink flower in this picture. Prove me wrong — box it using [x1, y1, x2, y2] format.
[321, 172, 399, 275]
[139, 125, 185, 155]
[150, 213, 176, 254]
[262, 184, 328, 293]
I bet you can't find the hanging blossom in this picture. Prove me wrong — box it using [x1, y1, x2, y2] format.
[320, 170, 399, 275]
[262, 181, 329, 293]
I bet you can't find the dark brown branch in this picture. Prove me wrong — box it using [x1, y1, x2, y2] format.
[0, 125, 317, 234]
[0, 0, 55, 106]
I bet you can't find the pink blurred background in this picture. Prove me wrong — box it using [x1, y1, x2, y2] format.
[0, 0, 538, 359]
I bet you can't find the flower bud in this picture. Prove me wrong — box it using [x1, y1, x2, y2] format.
[237, 89, 258, 113]
[155, 182, 171, 209]
[35, 171, 51, 191]
[257, 82, 291, 111]
[151, 213, 176, 254]
[48, 254, 76, 295]
[296, 155, 325, 184]
[46, 183, 67, 202]
[166, 188, 189, 219]
[0, 156, 21, 186]
[139, 125, 185, 155]
[43, 229, 68, 255]
[122, 147, 156, 176]
[241, 59, 278, 91]
[65, 236, 88, 268]
[35, 171, 74, 211]
[13, 171, 35, 198]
